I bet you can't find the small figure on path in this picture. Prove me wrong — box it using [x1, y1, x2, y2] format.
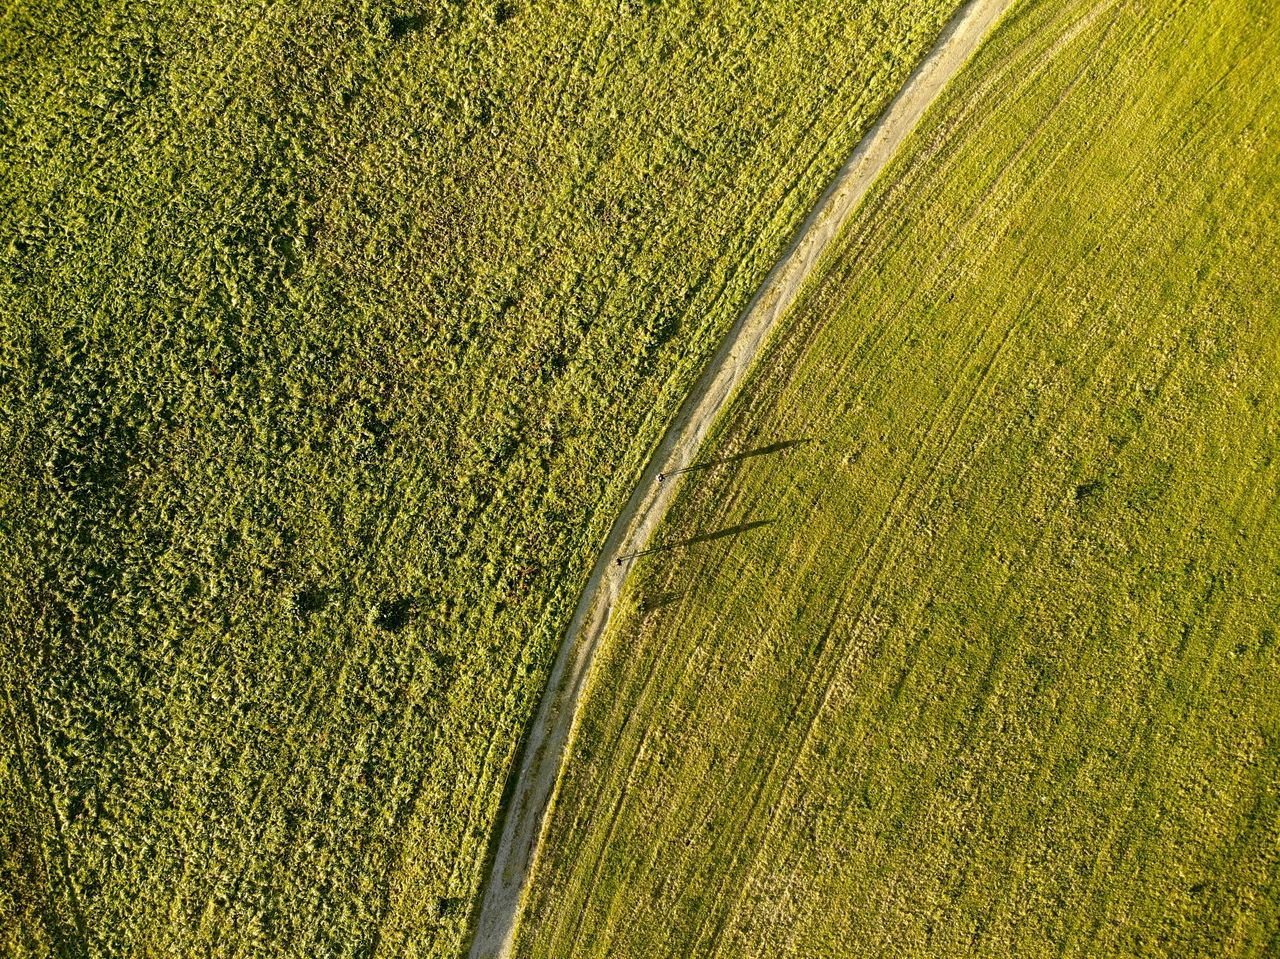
[657, 472, 665, 484]
[615, 557, 623, 567]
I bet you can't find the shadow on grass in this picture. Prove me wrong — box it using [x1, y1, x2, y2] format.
[637, 590, 680, 613]
[663, 438, 809, 478]
[621, 519, 775, 561]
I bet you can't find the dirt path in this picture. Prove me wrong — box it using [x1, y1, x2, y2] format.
[467, 0, 1017, 954]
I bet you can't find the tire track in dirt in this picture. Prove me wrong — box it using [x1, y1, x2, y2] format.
[467, 0, 1019, 954]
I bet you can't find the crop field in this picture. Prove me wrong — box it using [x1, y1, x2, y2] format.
[0, 0, 966, 956]
[517, 0, 1280, 955]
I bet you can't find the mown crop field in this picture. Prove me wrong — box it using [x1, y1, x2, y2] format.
[0, 0, 966, 955]
[517, 0, 1280, 954]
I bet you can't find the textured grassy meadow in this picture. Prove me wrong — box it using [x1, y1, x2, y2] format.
[517, 0, 1280, 954]
[0, 1, 963, 955]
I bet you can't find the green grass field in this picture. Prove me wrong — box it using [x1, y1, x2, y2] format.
[0, 1, 964, 955]
[517, 0, 1280, 954]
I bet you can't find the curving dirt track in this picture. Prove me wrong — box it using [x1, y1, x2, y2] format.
[467, 0, 1018, 954]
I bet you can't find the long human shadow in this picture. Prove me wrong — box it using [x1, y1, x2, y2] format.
[663, 438, 809, 478]
[620, 519, 775, 561]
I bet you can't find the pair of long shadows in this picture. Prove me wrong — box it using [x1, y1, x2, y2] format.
[618, 438, 810, 562]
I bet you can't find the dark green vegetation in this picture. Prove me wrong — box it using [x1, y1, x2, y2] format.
[0, 0, 964, 955]
[519, 0, 1280, 954]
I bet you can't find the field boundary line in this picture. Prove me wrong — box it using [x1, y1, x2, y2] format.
[467, 0, 1019, 953]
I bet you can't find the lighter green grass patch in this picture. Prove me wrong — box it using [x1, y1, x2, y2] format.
[518, 0, 1280, 954]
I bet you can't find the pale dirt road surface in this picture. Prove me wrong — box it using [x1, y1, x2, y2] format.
[468, 0, 1018, 953]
